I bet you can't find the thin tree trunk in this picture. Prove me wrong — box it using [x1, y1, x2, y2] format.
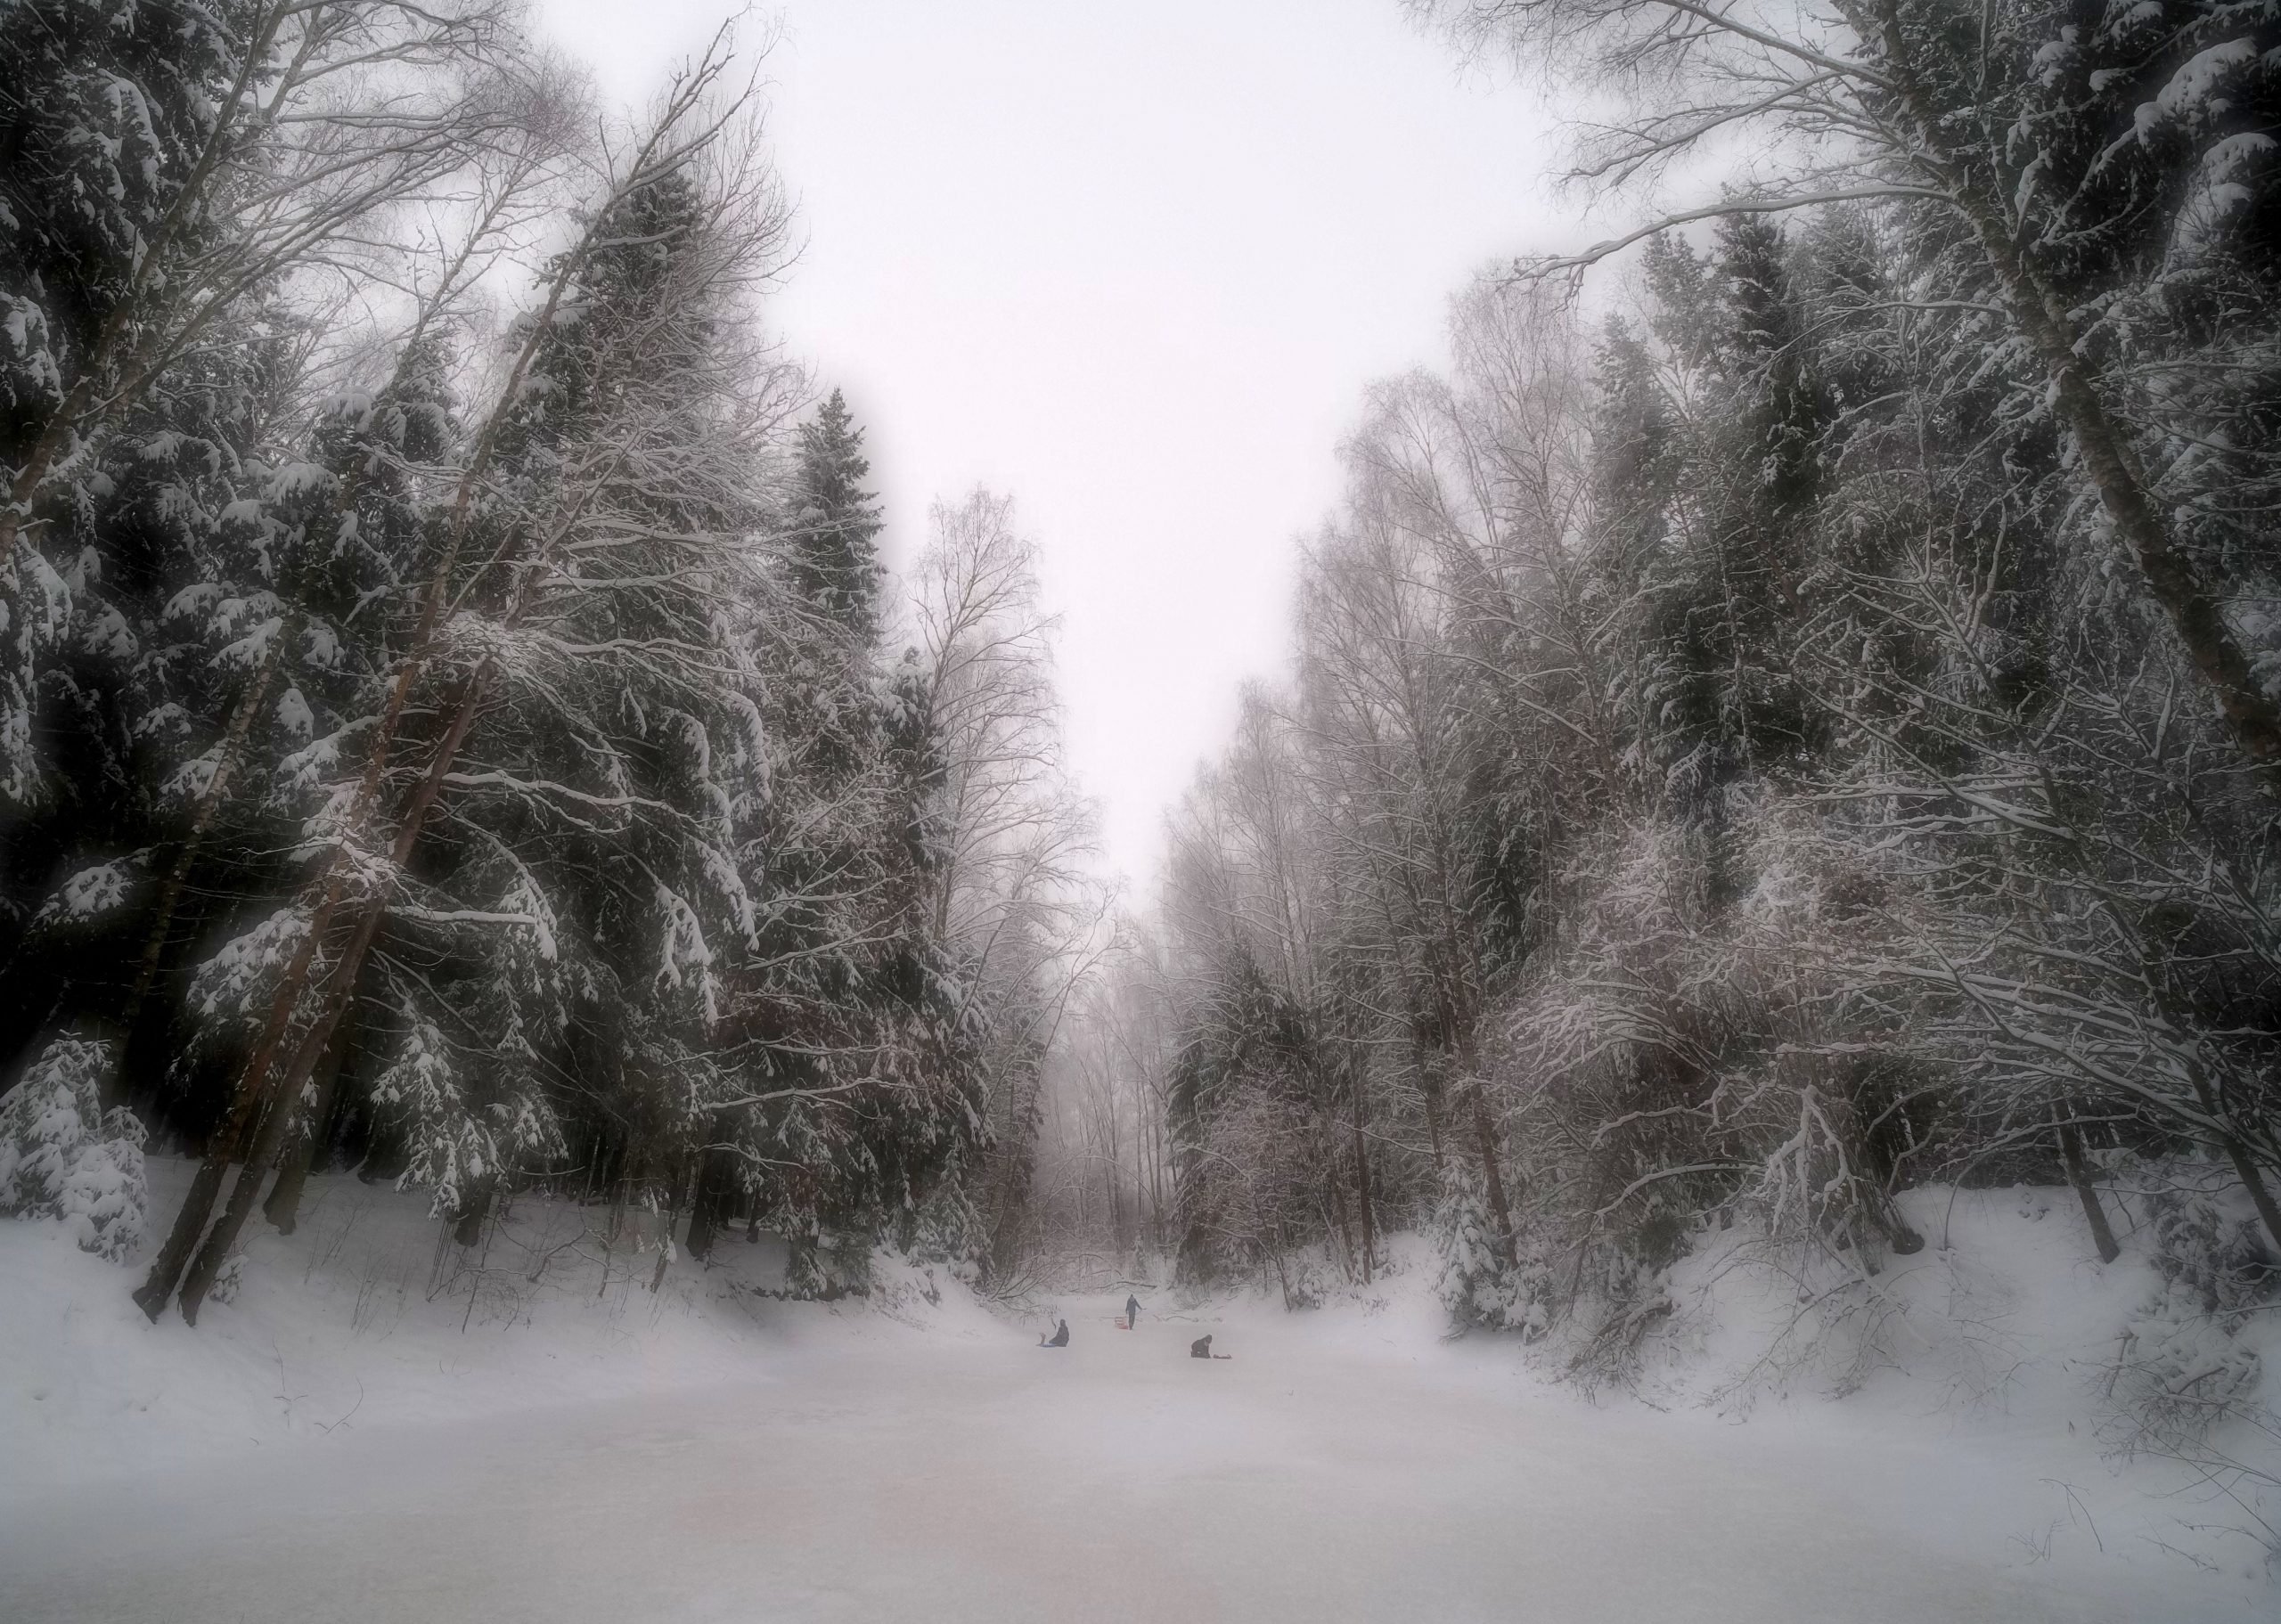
[175, 1089, 292, 1326]
[2056, 1114, 2122, 1265]
[2217, 1134, 2281, 1261]
[2177, 1062, 2281, 1256]
[261, 1008, 356, 1235]
[685, 1136, 731, 1263]
[133, 644, 460, 1318]
[652, 1162, 694, 1293]
[1325, 1152, 1357, 1282]
[1351, 1091, 1376, 1285]
[685, 1181, 715, 1265]
[1468, 1077, 1517, 1269]
[145, 706, 443, 1321]
[1414, 1034, 1446, 1172]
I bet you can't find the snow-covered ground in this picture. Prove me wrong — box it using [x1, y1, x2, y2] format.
[1, 1162, 2271, 1621]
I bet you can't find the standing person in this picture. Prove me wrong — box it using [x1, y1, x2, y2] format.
[1124, 1293, 1140, 1330]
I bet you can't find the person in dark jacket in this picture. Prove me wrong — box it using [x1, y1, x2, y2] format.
[1124, 1293, 1140, 1329]
[1190, 1334, 1213, 1359]
[1038, 1319, 1069, 1347]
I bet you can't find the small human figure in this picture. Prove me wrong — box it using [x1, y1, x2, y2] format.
[1039, 1318, 1069, 1347]
[1190, 1333, 1213, 1359]
[1124, 1293, 1140, 1330]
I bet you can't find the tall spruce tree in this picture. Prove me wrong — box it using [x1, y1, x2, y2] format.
[787, 389, 885, 648]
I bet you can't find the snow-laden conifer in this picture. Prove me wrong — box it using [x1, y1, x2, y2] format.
[0, 1034, 146, 1261]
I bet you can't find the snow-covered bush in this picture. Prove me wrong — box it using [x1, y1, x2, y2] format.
[1279, 1255, 1331, 1310]
[0, 1036, 148, 1262]
[892, 1181, 985, 1285]
[373, 1015, 563, 1232]
[2098, 1164, 2279, 1560]
[785, 1224, 876, 1301]
[1431, 1162, 1549, 1335]
[2145, 1169, 2277, 1318]
[208, 1252, 246, 1306]
[2108, 1166, 2273, 1446]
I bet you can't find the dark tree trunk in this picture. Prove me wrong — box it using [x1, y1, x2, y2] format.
[176, 1095, 290, 1326]
[175, 913, 381, 1323]
[1467, 1077, 1517, 1268]
[684, 1151, 721, 1264]
[2056, 1116, 2122, 1265]
[261, 1011, 356, 1236]
[1351, 1095, 1377, 1285]
[1325, 1156, 1357, 1282]
[2216, 1132, 2281, 1261]
[451, 1187, 492, 1249]
[1414, 1036, 1446, 1173]
[130, 1159, 227, 1323]
[2181, 1062, 2281, 1257]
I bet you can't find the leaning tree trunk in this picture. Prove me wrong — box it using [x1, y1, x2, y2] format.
[132, 885, 341, 1323]
[260, 1006, 356, 1235]
[143, 663, 490, 1321]
[2188, 1071, 2281, 1259]
[2056, 1112, 2122, 1265]
[177, 903, 385, 1323]
[133, 80, 718, 1322]
[133, 659, 452, 1320]
[174, 666, 496, 1321]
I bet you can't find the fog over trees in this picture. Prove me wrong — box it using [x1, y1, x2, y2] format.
[1, 0, 2277, 1607]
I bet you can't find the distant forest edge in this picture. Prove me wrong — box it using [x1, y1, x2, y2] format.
[0, 0, 2277, 1462]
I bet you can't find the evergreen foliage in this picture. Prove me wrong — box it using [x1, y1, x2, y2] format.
[0, 14, 1061, 1319]
[0, 1033, 145, 1261]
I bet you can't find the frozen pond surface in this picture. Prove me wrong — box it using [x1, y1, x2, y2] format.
[1, 1291, 2259, 1623]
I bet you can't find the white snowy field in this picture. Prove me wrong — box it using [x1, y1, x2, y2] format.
[2, 1164, 2273, 1622]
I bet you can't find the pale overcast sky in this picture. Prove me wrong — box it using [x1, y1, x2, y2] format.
[536, 0, 1581, 890]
